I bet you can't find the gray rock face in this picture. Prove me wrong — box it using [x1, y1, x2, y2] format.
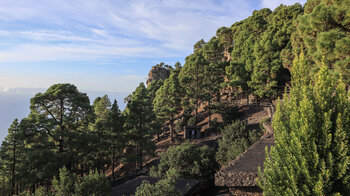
[146, 66, 170, 86]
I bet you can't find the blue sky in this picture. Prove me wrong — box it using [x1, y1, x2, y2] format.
[0, 0, 306, 141]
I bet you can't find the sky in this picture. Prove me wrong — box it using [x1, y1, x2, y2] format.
[0, 0, 307, 142]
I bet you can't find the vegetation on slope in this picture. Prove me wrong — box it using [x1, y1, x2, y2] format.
[0, 0, 349, 194]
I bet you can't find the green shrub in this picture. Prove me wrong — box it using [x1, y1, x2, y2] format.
[135, 177, 181, 196]
[216, 120, 261, 165]
[33, 187, 53, 196]
[52, 167, 111, 196]
[187, 117, 196, 126]
[75, 172, 111, 196]
[52, 167, 76, 196]
[151, 141, 217, 186]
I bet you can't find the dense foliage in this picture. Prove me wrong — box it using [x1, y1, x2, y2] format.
[135, 177, 181, 196]
[216, 120, 261, 166]
[124, 82, 156, 170]
[0, 84, 123, 195]
[154, 66, 183, 142]
[150, 141, 217, 186]
[1, 0, 349, 194]
[295, 0, 350, 83]
[259, 53, 350, 195]
[52, 167, 111, 196]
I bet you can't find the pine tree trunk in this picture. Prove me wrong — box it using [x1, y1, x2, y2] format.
[135, 144, 139, 170]
[246, 94, 249, 107]
[59, 139, 64, 153]
[195, 100, 198, 126]
[170, 119, 174, 143]
[11, 140, 16, 195]
[112, 141, 116, 181]
[208, 100, 211, 128]
[139, 142, 143, 171]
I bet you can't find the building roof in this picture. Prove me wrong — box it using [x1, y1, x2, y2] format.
[112, 176, 200, 196]
[215, 136, 275, 187]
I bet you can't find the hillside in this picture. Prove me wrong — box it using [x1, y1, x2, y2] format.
[0, 0, 349, 195]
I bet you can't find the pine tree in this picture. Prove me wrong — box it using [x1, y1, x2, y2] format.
[0, 119, 22, 195]
[227, 8, 271, 102]
[250, 4, 303, 99]
[179, 52, 207, 125]
[295, 0, 350, 84]
[154, 66, 183, 142]
[30, 84, 92, 171]
[91, 95, 112, 173]
[52, 166, 76, 196]
[124, 83, 156, 170]
[202, 37, 228, 127]
[147, 79, 166, 142]
[19, 116, 58, 192]
[108, 99, 125, 181]
[259, 52, 350, 195]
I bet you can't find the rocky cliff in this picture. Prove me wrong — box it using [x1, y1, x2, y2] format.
[146, 66, 170, 86]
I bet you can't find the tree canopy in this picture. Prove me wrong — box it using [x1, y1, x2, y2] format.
[259, 53, 350, 195]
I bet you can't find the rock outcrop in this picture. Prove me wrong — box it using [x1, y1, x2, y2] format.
[146, 66, 170, 86]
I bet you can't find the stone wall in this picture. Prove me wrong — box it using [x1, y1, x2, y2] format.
[215, 171, 259, 187]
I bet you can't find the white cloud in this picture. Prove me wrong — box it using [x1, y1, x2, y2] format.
[0, 87, 20, 94]
[0, 42, 174, 63]
[0, 0, 256, 62]
[261, 0, 307, 10]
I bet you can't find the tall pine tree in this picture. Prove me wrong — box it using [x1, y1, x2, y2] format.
[124, 83, 156, 170]
[154, 66, 183, 142]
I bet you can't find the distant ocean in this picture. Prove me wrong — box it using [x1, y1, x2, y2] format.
[0, 88, 128, 143]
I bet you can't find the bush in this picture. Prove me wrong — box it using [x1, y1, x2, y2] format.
[151, 141, 217, 186]
[75, 172, 111, 196]
[135, 177, 181, 196]
[52, 167, 76, 196]
[187, 117, 196, 126]
[33, 187, 53, 196]
[216, 120, 261, 166]
[52, 167, 111, 196]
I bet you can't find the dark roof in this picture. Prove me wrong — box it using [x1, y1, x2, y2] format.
[215, 136, 275, 187]
[112, 176, 200, 196]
